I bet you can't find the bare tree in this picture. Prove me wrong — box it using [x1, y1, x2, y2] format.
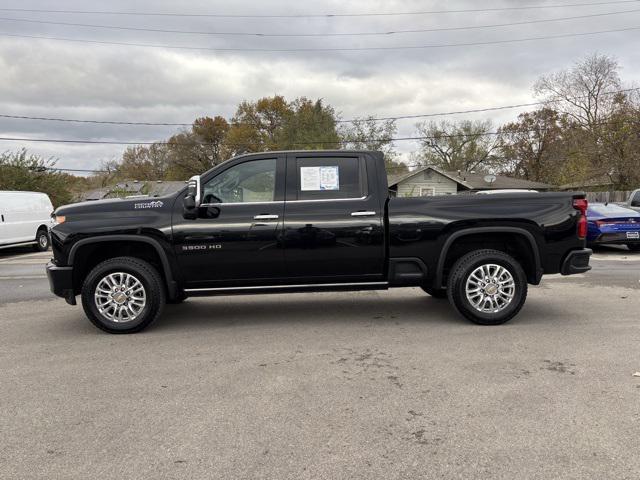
[534, 53, 622, 130]
[414, 119, 499, 172]
[339, 116, 407, 174]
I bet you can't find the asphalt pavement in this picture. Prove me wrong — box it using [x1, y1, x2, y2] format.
[0, 246, 639, 479]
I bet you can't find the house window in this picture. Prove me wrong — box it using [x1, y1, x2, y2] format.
[420, 187, 435, 197]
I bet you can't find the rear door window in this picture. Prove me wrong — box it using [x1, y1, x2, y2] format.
[294, 157, 365, 201]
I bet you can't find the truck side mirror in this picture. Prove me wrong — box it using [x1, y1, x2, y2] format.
[183, 175, 201, 220]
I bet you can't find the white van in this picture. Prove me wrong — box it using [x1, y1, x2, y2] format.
[0, 191, 55, 251]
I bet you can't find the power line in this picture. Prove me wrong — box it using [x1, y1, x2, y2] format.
[0, 126, 608, 147]
[0, 113, 191, 126]
[0, 132, 511, 147]
[1, 87, 637, 126]
[1, 26, 638, 52]
[0, 1, 638, 18]
[2, 112, 633, 147]
[0, 135, 423, 145]
[340, 87, 640, 122]
[1, 9, 639, 37]
[47, 167, 109, 173]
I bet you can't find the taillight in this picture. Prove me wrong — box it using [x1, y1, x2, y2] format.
[595, 220, 624, 227]
[573, 198, 588, 239]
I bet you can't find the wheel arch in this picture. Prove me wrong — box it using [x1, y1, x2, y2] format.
[35, 224, 50, 236]
[68, 235, 178, 299]
[435, 227, 543, 289]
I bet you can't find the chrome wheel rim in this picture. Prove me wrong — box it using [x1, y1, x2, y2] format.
[465, 264, 515, 314]
[94, 272, 146, 323]
[38, 234, 48, 247]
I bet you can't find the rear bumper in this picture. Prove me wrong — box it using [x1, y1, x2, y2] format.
[46, 261, 76, 305]
[560, 248, 592, 275]
[589, 234, 640, 245]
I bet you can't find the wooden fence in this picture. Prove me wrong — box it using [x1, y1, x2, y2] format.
[583, 191, 633, 203]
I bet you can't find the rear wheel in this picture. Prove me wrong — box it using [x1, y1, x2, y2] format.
[447, 249, 527, 325]
[81, 256, 165, 333]
[627, 244, 640, 252]
[420, 286, 447, 299]
[33, 228, 50, 251]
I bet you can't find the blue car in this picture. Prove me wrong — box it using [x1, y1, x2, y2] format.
[587, 203, 640, 251]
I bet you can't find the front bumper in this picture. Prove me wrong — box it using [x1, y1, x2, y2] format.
[46, 261, 76, 305]
[560, 248, 592, 275]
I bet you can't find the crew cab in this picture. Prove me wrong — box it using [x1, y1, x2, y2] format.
[46, 150, 592, 333]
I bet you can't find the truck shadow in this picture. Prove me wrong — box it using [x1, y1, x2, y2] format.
[591, 244, 638, 254]
[154, 294, 458, 332]
[151, 290, 559, 333]
[0, 245, 42, 259]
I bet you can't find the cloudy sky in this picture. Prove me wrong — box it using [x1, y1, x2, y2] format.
[0, 0, 639, 173]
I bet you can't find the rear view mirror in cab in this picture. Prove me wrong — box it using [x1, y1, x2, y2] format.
[183, 175, 201, 220]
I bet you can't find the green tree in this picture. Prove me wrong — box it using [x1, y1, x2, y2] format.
[226, 96, 341, 154]
[598, 96, 640, 188]
[165, 116, 231, 179]
[114, 116, 230, 181]
[0, 149, 85, 207]
[278, 98, 340, 150]
[533, 53, 639, 188]
[226, 95, 292, 154]
[119, 143, 170, 180]
[497, 108, 564, 183]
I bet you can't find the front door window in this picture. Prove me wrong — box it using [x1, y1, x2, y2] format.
[202, 159, 277, 204]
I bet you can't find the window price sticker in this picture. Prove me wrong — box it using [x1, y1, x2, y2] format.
[319, 166, 339, 190]
[300, 166, 340, 191]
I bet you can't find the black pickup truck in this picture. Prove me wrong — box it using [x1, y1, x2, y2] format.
[47, 150, 591, 333]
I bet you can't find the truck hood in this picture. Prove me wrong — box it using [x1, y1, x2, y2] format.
[55, 196, 172, 216]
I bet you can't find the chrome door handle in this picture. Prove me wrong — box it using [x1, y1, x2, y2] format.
[253, 214, 279, 220]
[351, 211, 376, 217]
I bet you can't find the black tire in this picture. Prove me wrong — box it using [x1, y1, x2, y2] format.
[447, 249, 528, 326]
[420, 286, 448, 299]
[627, 244, 640, 252]
[33, 228, 50, 251]
[81, 256, 165, 333]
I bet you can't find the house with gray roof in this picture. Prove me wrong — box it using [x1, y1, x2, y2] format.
[388, 166, 552, 197]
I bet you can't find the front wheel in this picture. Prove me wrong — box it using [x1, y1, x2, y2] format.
[627, 244, 640, 252]
[81, 256, 166, 333]
[447, 249, 528, 325]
